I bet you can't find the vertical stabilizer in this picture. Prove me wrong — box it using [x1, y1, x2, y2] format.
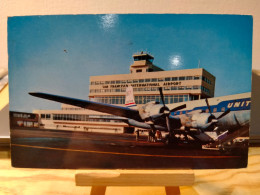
[125, 86, 137, 109]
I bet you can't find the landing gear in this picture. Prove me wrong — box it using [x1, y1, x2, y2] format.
[148, 130, 156, 142]
[164, 133, 176, 145]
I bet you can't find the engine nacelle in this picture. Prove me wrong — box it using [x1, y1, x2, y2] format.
[138, 101, 167, 120]
[189, 113, 216, 131]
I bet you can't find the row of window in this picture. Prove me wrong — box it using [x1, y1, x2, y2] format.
[90, 75, 206, 85]
[201, 86, 210, 94]
[174, 107, 227, 115]
[90, 85, 210, 93]
[62, 107, 86, 110]
[202, 76, 212, 85]
[41, 114, 122, 123]
[91, 94, 190, 105]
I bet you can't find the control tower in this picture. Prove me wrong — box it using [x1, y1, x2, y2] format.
[130, 52, 163, 74]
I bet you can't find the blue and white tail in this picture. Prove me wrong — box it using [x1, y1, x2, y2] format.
[125, 86, 137, 109]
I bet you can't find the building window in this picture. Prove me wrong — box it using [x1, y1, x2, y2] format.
[193, 85, 199, 90]
[136, 69, 142, 73]
[139, 79, 144, 83]
[194, 76, 201, 80]
[165, 77, 171, 81]
[151, 78, 157, 82]
[186, 76, 193, 80]
[172, 77, 178, 81]
[145, 78, 151, 82]
[158, 78, 164, 82]
[46, 114, 51, 120]
[41, 114, 46, 119]
[133, 79, 138, 83]
[179, 76, 185, 81]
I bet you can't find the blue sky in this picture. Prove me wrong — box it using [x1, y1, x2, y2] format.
[8, 14, 253, 112]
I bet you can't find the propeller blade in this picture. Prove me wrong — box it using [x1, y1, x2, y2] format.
[150, 113, 164, 121]
[159, 87, 166, 107]
[205, 98, 212, 114]
[166, 116, 171, 132]
[217, 109, 231, 120]
[170, 104, 186, 113]
[201, 121, 215, 132]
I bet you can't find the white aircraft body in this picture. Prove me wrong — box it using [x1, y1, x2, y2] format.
[29, 86, 250, 149]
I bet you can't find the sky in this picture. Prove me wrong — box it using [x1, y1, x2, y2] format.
[8, 14, 253, 112]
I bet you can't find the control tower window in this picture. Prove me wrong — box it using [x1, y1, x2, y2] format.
[136, 69, 142, 73]
[133, 55, 154, 63]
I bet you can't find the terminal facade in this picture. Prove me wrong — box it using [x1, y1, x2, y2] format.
[34, 52, 216, 133]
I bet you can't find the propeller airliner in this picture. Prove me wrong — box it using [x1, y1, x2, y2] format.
[29, 86, 250, 151]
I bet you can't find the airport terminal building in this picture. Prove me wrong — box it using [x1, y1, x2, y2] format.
[34, 52, 216, 133]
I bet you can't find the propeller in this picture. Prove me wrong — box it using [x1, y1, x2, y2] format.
[159, 87, 166, 108]
[201, 98, 231, 131]
[158, 87, 186, 133]
[217, 109, 230, 120]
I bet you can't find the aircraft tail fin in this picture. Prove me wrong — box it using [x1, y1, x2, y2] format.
[125, 85, 137, 109]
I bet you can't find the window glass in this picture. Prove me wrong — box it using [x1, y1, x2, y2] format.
[158, 78, 164, 82]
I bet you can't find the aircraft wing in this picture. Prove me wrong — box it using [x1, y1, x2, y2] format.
[29, 92, 142, 121]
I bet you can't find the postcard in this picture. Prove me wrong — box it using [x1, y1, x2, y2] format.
[9, 14, 252, 169]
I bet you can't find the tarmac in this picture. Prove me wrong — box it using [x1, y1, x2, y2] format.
[10, 128, 248, 169]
